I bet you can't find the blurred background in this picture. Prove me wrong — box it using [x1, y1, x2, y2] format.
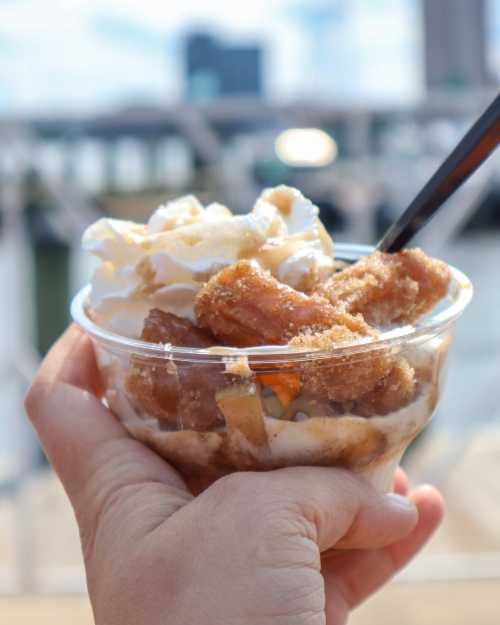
[0, 0, 499, 623]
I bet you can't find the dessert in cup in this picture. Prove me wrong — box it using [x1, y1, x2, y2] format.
[72, 186, 472, 493]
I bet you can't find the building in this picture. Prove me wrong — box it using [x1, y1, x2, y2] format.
[184, 33, 263, 102]
[285, 0, 349, 98]
[422, 0, 494, 91]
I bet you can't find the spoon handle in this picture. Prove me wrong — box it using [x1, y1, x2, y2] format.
[378, 93, 500, 253]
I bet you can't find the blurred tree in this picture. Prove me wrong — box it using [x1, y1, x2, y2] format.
[22, 170, 70, 356]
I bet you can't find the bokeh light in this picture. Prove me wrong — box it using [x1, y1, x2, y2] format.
[275, 128, 337, 167]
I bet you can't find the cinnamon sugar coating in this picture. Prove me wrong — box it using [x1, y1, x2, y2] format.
[317, 249, 450, 325]
[195, 260, 367, 346]
[126, 247, 449, 434]
[141, 308, 216, 347]
[290, 325, 394, 402]
[345, 358, 416, 417]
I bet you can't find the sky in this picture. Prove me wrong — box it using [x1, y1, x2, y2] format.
[0, 0, 498, 115]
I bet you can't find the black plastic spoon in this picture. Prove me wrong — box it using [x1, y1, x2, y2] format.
[377, 93, 500, 253]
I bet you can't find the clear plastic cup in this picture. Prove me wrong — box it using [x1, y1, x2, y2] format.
[71, 243, 472, 493]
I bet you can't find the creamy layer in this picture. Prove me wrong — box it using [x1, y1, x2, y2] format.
[84, 186, 334, 337]
[117, 383, 433, 493]
[94, 334, 440, 494]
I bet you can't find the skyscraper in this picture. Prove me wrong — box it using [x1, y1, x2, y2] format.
[423, 0, 494, 91]
[285, 0, 420, 103]
[184, 33, 263, 102]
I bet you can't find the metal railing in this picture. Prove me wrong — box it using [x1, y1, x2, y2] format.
[0, 124, 98, 594]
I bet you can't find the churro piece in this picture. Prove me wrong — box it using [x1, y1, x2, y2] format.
[127, 359, 180, 426]
[127, 359, 239, 431]
[142, 308, 216, 347]
[289, 324, 392, 402]
[346, 359, 416, 417]
[177, 366, 239, 430]
[317, 249, 451, 325]
[127, 309, 235, 431]
[195, 260, 368, 346]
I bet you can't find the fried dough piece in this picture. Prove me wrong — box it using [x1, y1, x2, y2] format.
[127, 358, 237, 431]
[346, 359, 416, 417]
[127, 359, 238, 431]
[141, 308, 217, 347]
[127, 359, 180, 425]
[289, 324, 392, 402]
[195, 260, 369, 346]
[317, 249, 451, 326]
[126, 310, 237, 431]
[176, 365, 239, 430]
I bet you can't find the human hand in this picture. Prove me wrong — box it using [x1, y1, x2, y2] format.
[26, 326, 444, 625]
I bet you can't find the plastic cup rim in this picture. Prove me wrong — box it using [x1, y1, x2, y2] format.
[70, 242, 473, 364]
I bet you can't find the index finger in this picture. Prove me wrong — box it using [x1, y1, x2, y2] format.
[25, 325, 189, 515]
[32, 324, 103, 395]
[25, 324, 128, 459]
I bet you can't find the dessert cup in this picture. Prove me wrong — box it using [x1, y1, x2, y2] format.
[71, 243, 472, 493]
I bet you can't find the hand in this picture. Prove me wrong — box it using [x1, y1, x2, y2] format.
[25, 326, 444, 625]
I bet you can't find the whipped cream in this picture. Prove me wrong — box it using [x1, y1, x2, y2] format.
[84, 186, 335, 338]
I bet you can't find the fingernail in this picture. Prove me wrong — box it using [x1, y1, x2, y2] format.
[418, 483, 436, 492]
[384, 492, 417, 511]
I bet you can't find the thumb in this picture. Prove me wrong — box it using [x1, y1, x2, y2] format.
[262, 466, 418, 552]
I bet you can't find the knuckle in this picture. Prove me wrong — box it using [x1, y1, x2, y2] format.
[207, 471, 256, 501]
[200, 472, 266, 521]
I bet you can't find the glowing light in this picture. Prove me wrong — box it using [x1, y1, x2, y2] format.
[275, 128, 337, 167]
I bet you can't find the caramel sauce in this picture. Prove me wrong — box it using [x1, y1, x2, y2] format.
[249, 232, 313, 275]
[260, 186, 296, 215]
